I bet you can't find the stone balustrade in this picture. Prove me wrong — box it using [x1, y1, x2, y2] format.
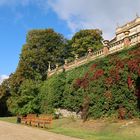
[48, 31, 140, 77]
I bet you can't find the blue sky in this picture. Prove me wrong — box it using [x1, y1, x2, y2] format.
[0, 0, 140, 78]
[0, 0, 70, 77]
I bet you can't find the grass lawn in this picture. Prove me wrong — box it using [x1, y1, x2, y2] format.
[0, 116, 140, 140]
[49, 118, 140, 140]
[0, 116, 17, 123]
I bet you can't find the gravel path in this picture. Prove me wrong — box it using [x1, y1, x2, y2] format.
[0, 121, 83, 140]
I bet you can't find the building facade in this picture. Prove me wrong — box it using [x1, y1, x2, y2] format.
[109, 16, 140, 51]
[48, 16, 140, 77]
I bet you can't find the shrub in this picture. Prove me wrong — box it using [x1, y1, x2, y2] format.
[40, 44, 140, 119]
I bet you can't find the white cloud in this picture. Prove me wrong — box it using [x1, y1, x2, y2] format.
[0, 75, 9, 84]
[1, 0, 140, 39]
[47, 0, 140, 39]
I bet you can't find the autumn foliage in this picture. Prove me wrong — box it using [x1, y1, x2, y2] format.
[72, 44, 140, 119]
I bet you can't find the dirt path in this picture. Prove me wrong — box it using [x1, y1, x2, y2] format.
[0, 121, 83, 140]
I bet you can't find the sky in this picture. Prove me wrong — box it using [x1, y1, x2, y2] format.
[0, 0, 140, 80]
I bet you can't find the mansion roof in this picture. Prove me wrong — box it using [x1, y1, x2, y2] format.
[116, 16, 140, 35]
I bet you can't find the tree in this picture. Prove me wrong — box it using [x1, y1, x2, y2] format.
[0, 79, 11, 116]
[7, 80, 41, 115]
[4, 29, 68, 115]
[18, 28, 66, 81]
[61, 40, 75, 62]
[71, 29, 103, 57]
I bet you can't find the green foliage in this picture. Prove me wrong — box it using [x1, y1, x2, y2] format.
[0, 79, 11, 116]
[7, 80, 41, 115]
[1, 29, 68, 116]
[40, 73, 66, 114]
[1, 27, 140, 120]
[71, 29, 103, 56]
[40, 44, 140, 119]
[19, 29, 66, 80]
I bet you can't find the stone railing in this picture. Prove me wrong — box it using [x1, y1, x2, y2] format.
[109, 32, 140, 53]
[48, 31, 140, 77]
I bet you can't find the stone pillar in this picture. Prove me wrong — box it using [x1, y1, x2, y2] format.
[75, 54, 78, 63]
[63, 59, 68, 69]
[88, 48, 93, 56]
[47, 61, 51, 78]
[64, 59, 68, 65]
[103, 40, 109, 55]
[55, 64, 59, 74]
[48, 61, 51, 72]
[63, 59, 68, 71]
[56, 64, 59, 70]
[123, 30, 130, 47]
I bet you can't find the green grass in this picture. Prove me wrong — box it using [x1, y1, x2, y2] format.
[0, 116, 17, 123]
[0, 117, 140, 140]
[49, 118, 140, 140]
